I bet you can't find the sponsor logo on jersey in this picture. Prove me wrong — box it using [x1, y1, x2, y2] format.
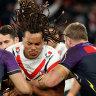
[45, 51, 52, 58]
[87, 80, 96, 93]
[16, 47, 20, 54]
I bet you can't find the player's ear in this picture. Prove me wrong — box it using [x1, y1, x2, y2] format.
[67, 37, 72, 45]
[14, 37, 19, 43]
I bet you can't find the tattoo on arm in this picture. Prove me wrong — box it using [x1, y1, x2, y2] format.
[54, 64, 70, 80]
[38, 75, 46, 89]
[37, 64, 70, 89]
[53, 68, 65, 81]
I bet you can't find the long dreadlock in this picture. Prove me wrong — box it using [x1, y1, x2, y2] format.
[15, 0, 62, 43]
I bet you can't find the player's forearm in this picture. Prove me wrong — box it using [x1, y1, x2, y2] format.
[66, 72, 74, 80]
[67, 79, 81, 96]
[44, 69, 64, 88]
[9, 73, 32, 95]
[32, 64, 69, 89]
[30, 80, 65, 96]
[29, 84, 46, 96]
[31, 85, 54, 96]
[29, 70, 63, 89]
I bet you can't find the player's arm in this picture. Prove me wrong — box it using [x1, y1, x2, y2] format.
[32, 46, 80, 89]
[9, 73, 32, 95]
[67, 79, 81, 96]
[67, 72, 74, 79]
[29, 50, 65, 96]
[30, 85, 57, 96]
[31, 64, 70, 89]
[2, 50, 32, 95]
[30, 80, 65, 96]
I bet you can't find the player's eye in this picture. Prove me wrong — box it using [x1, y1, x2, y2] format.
[27, 42, 32, 45]
[35, 42, 41, 46]
[4, 40, 9, 43]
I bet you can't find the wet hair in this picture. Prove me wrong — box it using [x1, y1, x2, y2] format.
[15, 0, 62, 43]
[0, 25, 18, 39]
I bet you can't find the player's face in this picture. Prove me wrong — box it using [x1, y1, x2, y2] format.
[0, 34, 19, 49]
[22, 31, 44, 59]
[47, 40, 57, 48]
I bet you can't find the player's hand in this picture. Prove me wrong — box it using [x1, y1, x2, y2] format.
[29, 75, 45, 87]
[3, 88, 20, 96]
[3, 88, 10, 96]
[9, 88, 20, 96]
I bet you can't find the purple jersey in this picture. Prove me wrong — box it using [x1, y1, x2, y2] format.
[59, 42, 96, 96]
[0, 49, 21, 96]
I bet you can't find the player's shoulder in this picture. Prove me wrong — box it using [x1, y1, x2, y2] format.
[43, 45, 58, 54]
[1, 49, 14, 59]
[0, 48, 4, 55]
[69, 42, 91, 52]
[0, 48, 10, 55]
[6, 42, 23, 51]
[67, 42, 91, 56]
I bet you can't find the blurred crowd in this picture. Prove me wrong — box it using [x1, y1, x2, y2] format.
[0, 0, 96, 96]
[0, 0, 96, 45]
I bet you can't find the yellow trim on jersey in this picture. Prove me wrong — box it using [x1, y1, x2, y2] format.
[0, 82, 1, 90]
[87, 80, 96, 93]
[7, 69, 21, 74]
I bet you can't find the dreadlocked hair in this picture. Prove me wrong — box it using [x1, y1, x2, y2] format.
[15, 0, 62, 43]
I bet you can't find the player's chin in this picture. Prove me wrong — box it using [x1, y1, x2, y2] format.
[29, 55, 38, 59]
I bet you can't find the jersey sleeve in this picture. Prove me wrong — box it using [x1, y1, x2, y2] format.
[46, 51, 60, 72]
[2, 50, 21, 75]
[59, 47, 82, 71]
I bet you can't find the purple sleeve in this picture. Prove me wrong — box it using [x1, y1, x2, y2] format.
[59, 46, 82, 71]
[2, 50, 21, 75]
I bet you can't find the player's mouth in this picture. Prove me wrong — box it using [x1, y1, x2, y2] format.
[29, 51, 37, 56]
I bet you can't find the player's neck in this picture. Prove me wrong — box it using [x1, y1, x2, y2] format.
[72, 40, 88, 47]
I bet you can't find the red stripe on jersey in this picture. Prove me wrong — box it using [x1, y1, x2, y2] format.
[84, 46, 96, 53]
[31, 59, 46, 79]
[16, 55, 46, 80]
[47, 60, 60, 72]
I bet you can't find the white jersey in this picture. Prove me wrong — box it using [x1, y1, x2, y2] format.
[55, 42, 67, 59]
[55, 42, 74, 92]
[6, 42, 60, 80]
